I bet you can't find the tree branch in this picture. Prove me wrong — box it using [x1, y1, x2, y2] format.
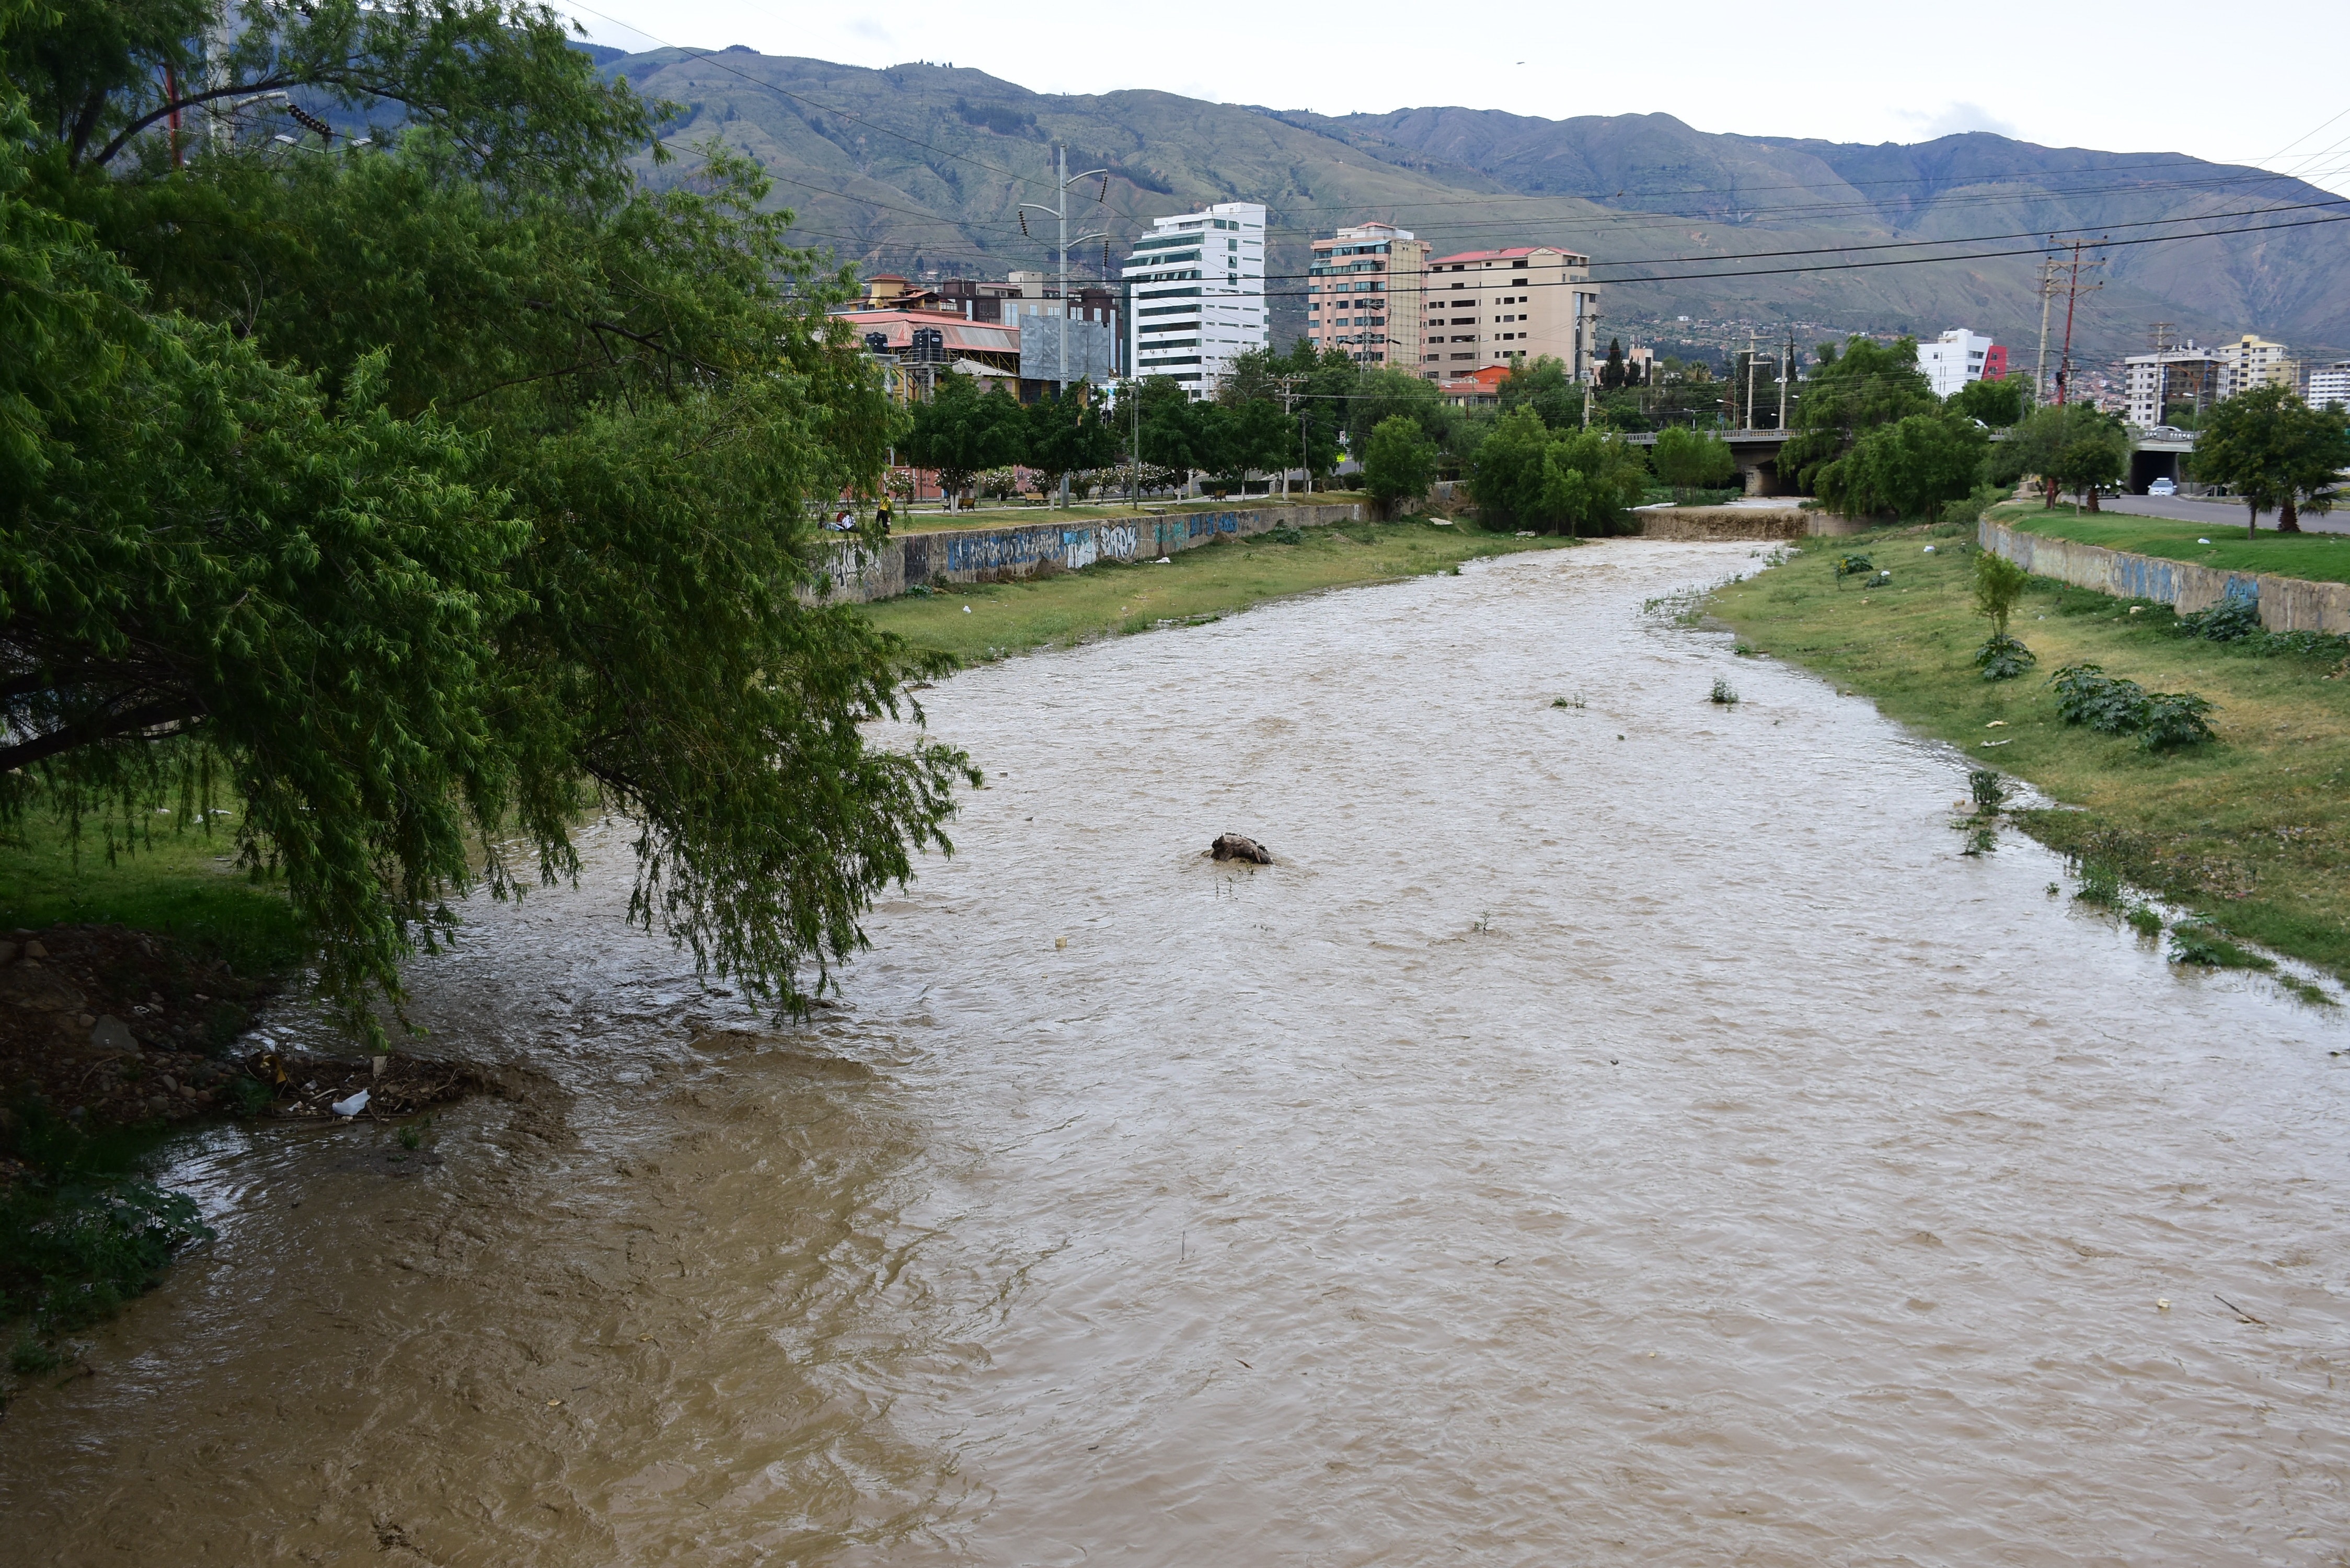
[0, 696, 206, 775]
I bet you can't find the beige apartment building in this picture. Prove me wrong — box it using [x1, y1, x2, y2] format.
[2220, 333, 2298, 396]
[1420, 246, 1599, 382]
[1305, 222, 1427, 368]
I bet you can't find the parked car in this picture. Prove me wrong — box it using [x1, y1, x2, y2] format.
[2149, 477, 2177, 497]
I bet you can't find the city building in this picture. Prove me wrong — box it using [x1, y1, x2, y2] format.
[836, 307, 1022, 403]
[1437, 364, 1511, 409]
[1915, 328, 2007, 398]
[2310, 360, 2350, 411]
[2123, 342, 2230, 428]
[1419, 246, 1598, 382]
[2219, 333, 2297, 397]
[865, 271, 1124, 377]
[1306, 222, 1427, 368]
[1122, 201, 1267, 395]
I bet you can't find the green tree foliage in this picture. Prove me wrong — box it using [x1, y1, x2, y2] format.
[1823, 412, 1989, 520]
[1972, 550, 2030, 638]
[1, 0, 973, 1036]
[1349, 365, 1456, 453]
[2190, 384, 2350, 536]
[1022, 389, 1116, 500]
[1498, 354, 1583, 430]
[1133, 375, 1207, 481]
[1948, 376, 2026, 428]
[904, 373, 1025, 505]
[1650, 426, 1737, 499]
[1599, 338, 1627, 389]
[1969, 549, 2036, 679]
[1360, 416, 1437, 515]
[1997, 403, 2132, 512]
[1467, 407, 1646, 535]
[1777, 336, 1937, 497]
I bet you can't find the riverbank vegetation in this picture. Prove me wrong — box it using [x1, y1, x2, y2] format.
[2, 0, 974, 1039]
[861, 518, 1571, 665]
[1712, 518, 2350, 979]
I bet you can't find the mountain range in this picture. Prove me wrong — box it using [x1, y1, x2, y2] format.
[586, 45, 2350, 370]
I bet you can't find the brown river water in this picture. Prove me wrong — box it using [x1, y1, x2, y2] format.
[6, 539, 2350, 1565]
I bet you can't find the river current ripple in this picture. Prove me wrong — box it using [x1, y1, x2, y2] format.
[5, 539, 2348, 1565]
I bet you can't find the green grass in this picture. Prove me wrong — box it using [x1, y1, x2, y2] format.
[2003, 501, 2350, 585]
[861, 516, 1575, 664]
[1711, 523, 2350, 979]
[893, 490, 1373, 533]
[0, 811, 305, 975]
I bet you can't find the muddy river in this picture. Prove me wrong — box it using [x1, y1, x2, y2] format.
[6, 540, 2348, 1564]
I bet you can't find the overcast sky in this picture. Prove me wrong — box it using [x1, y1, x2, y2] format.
[557, 0, 2350, 197]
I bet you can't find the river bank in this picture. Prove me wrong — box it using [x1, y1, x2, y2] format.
[4, 541, 2346, 1563]
[1710, 517, 2350, 980]
[859, 513, 1577, 665]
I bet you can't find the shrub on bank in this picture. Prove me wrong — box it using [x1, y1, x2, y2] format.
[2049, 664, 2217, 751]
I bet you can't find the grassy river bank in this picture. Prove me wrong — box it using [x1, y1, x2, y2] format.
[1711, 505, 2350, 983]
[860, 514, 1575, 664]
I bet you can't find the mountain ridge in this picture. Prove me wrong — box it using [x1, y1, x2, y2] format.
[596, 48, 2350, 366]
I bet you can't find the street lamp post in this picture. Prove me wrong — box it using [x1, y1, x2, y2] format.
[1019, 147, 1111, 508]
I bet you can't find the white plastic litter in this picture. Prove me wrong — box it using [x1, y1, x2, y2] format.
[330, 1088, 371, 1118]
[1922, 545, 1936, 552]
[962, 605, 972, 613]
[2198, 538, 2211, 544]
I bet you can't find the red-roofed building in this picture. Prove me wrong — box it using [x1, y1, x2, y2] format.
[1420, 245, 1598, 384]
[1437, 364, 1513, 409]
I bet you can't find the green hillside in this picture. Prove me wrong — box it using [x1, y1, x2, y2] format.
[597, 48, 2350, 366]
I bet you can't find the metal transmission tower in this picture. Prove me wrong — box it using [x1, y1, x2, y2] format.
[2051, 237, 2107, 407]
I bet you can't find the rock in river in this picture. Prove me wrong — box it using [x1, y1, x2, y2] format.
[1211, 834, 1272, 864]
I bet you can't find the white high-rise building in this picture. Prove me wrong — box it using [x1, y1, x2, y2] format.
[1122, 202, 1266, 397]
[2310, 361, 2350, 411]
[1916, 328, 2006, 398]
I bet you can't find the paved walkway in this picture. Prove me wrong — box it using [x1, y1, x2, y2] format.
[2102, 494, 2350, 536]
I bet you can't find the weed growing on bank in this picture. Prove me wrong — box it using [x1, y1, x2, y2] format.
[2, 1097, 210, 1392]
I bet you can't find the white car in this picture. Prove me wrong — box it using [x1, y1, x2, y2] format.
[2149, 478, 2177, 497]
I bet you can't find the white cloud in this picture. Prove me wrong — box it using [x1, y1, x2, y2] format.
[844, 17, 890, 42]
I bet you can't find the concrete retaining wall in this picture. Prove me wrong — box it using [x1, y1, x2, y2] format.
[1979, 517, 2350, 635]
[812, 501, 1364, 604]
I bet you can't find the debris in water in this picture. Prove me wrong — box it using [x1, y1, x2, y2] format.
[1212, 833, 1272, 864]
[330, 1088, 371, 1118]
[2157, 1299, 2171, 1310]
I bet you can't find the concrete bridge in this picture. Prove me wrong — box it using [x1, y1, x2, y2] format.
[1621, 429, 1796, 497]
[1623, 426, 2199, 498]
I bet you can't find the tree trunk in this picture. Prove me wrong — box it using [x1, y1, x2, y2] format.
[2043, 476, 2059, 509]
[2280, 495, 2302, 532]
[2248, 499, 2259, 541]
[2086, 485, 2101, 513]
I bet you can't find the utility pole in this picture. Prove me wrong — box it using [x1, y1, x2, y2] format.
[2052, 237, 2106, 407]
[1777, 329, 1791, 431]
[1744, 329, 1760, 432]
[1272, 375, 1303, 499]
[1018, 146, 1110, 507]
[2032, 254, 2059, 408]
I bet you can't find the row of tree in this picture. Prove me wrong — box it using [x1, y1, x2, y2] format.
[1779, 335, 2350, 531]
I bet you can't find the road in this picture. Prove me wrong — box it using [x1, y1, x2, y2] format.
[2101, 492, 2350, 535]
